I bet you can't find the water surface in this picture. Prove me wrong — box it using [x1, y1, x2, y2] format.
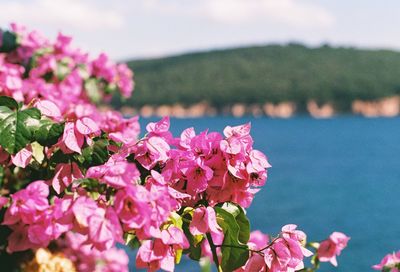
[128, 116, 400, 271]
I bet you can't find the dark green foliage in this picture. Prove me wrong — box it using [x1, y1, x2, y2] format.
[80, 138, 109, 167]
[120, 44, 400, 112]
[0, 31, 18, 53]
[0, 106, 41, 154]
[34, 120, 64, 147]
[215, 204, 250, 271]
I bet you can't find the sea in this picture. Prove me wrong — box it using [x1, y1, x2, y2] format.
[125, 116, 400, 271]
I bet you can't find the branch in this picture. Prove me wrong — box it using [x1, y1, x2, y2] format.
[206, 232, 222, 272]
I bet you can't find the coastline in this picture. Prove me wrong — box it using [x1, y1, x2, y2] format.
[113, 96, 400, 118]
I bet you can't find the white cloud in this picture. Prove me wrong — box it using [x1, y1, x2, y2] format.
[0, 0, 124, 30]
[203, 0, 334, 27]
[139, 0, 334, 28]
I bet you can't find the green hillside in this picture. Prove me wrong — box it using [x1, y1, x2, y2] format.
[117, 43, 400, 112]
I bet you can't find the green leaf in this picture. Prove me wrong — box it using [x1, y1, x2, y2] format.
[310, 254, 320, 270]
[124, 233, 140, 249]
[31, 142, 45, 164]
[34, 119, 64, 146]
[0, 31, 18, 53]
[215, 206, 250, 271]
[81, 139, 109, 166]
[0, 96, 18, 110]
[199, 257, 212, 272]
[219, 203, 250, 244]
[0, 107, 41, 154]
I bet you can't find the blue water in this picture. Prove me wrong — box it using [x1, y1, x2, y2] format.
[127, 116, 400, 271]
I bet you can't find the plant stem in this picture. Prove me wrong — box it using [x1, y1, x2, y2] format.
[206, 232, 222, 272]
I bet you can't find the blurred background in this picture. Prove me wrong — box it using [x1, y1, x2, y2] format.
[2, 0, 400, 271]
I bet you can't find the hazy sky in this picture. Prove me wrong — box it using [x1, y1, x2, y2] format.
[0, 0, 399, 60]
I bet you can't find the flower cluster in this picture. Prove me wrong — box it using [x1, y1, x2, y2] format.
[0, 24, 350, 272]
[373, 251, 400, 272]
[134, 118, 270, 208]
[316, 232, 350, 267]
[238, 225, 313, 272]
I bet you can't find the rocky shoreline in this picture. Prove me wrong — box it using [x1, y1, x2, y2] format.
[116, 96, 400, 118]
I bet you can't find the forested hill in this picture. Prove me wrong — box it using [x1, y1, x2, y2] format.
[117, 44, 400, 112]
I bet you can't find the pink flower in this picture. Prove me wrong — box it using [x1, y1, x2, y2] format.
[373, 251, 400, 271]
[116, 63, 134, 98]
[113, 185, 151, 231]
[72, 196, 100, 228]
[63, 232, 129, 272]
[136, 228, 188, 272]
[51, 162, 83, 194]
[135, 136, 170, 170]
[61, 121, 84, 154]
[6, 224, 37, 253]
[189, 206, 224, 245]
[76, 117, 100, 136]
[181, 158, 213, 194]
[136, 239, 174, 272]
[317, 232, 350, 266]
[35, 99, 62, 119]
[161, 226, 189, 249]
[72, 196, 123, 251]
[88, 207, 123, 251]
[86, 155, 140, 188]
[104, 113, 140, 145]
[99, 247, 130, 272]
[3, 180, 49, 225]
[236, 231, 269, 272]
[11, 146, 32, 168]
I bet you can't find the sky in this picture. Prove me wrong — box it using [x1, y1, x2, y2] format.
[0, 0, 399, 60]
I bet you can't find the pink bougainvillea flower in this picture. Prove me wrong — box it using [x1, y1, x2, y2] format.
[189, 206, 224, 245]
[86, 154, 140, 188]
[135, 135, 170, 170]
[76, 117, 100, 136]
[3, 180, 49, 225]
[136, 239, 176, 272]
[236, 231, 269, 272]
[373, 251, 400, 271]
[6, 224, 37, 253]
[11, 146, 32, 168]
[61, 121, 84, 154]
[88, 207, 123, 251]
[113, 184, 151, 231]
[71, 196, 101, 228]
[35, 99, 62, 119]
[317, 231, 350, 266]
[51, 162, 83, 194]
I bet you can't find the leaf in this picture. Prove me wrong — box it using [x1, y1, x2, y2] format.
[0, 107, 41, 154]
[81, 139, 109, 166]
[220, 203, 250, 244]
[0, 31, 18, 53]
[124, 233, 140, 249]
[199, 257, 212, 272]
[31, 142, 45, 164]
[34, 119, 64, 146]
[215, 206, 250, 271]
[0, 96, 18, 110]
